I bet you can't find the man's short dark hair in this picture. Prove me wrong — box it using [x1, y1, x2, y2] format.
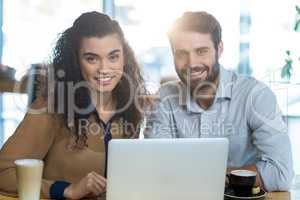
[168, 11, 222, 50]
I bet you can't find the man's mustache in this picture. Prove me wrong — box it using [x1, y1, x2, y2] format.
[182, 65, 209, 75]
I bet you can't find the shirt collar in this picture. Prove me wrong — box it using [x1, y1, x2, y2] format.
[215, 66, 233, 99]
[181, 66, 233, 113]
[77, 100, 120, 127]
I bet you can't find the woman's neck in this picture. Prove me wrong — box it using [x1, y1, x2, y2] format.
[90, 91, 116, 123]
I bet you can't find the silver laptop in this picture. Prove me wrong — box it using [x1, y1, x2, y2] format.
[106, 138, 229, 200]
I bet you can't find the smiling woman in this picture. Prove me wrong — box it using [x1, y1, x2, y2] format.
[0, 11, 149, 200]
[79, 35, 124, 93]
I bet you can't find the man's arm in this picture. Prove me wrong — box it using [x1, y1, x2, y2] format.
[143, 93, 177, 139]
[244, 83, 294, 191]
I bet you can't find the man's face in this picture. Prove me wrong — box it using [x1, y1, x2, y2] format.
[170, 31, 223, 92]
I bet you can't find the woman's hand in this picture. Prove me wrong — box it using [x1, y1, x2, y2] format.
[63, 171, 106, 199]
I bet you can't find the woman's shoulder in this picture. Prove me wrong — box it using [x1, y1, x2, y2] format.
[29, 96, 51, 111]
[24, 96, 65, 128]
[4, 97, 66, 148]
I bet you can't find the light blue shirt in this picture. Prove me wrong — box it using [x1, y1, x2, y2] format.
[144, 67, 294, 191]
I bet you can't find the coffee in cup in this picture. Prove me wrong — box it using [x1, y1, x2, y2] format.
[15, 159, 44, 200]
[227, 169, 257, 197]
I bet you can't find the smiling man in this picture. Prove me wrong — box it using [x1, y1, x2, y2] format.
[144, 11, 294, 192]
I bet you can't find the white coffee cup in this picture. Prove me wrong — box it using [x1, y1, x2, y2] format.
[14, 159, 44, 200]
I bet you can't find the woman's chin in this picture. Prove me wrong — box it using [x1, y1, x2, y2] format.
[92, 84, 117, 93]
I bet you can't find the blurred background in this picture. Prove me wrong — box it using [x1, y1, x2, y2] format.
[0, 0, 299, 176]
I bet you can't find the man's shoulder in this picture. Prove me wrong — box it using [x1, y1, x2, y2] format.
[227, 70, 275, 101]
[158, 80, 184, 96]
[223, 68, 255, 85]
[229, 70, 267, 92]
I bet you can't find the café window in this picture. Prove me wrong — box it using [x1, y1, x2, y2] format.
[0, 0, 103, 146]
[114, 0, 240, 92]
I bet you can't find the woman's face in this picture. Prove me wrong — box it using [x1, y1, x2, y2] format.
[79, 33, 124, 93]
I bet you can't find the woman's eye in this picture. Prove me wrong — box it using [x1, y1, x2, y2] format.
[86, 56, 97, 63]
[109, 54, 120, 62]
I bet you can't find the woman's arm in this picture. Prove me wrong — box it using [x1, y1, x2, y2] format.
[0, 97, 58, 198]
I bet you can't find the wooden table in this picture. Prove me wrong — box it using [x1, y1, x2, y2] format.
[0, 192, 294, 200]
[1, 175, 299, 200]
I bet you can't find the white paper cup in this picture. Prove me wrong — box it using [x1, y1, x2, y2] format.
[14, 159, 44, 200]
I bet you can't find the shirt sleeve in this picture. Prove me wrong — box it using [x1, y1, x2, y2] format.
[247, 83, 294, 191]
[0, 97, 61, 198]
[49, 181, 71, 199]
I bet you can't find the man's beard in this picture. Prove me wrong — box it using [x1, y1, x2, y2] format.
[177, 56, 220, 94]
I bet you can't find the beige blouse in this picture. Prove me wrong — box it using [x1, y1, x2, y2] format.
[0, 97, 131, 199]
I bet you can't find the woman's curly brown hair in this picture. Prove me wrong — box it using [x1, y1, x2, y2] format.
[48, 11, 148, 146]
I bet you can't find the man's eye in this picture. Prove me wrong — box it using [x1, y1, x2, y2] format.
[196, 49, 208, 56]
